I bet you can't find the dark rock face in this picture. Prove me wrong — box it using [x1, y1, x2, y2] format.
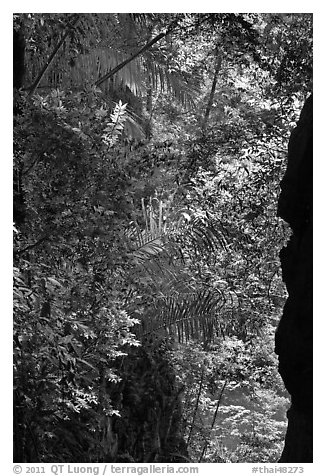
[276, 95, 313, 462]
[13, 24, 26, 225]
[13, 27, 25, 90]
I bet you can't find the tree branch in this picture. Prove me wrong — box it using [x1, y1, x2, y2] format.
[199, 379, 227, 462]
[95, 18, 180, 88]
[27, 14, 80, 96]
[16, 235, 50, 255]
[186, 366, 205, 448]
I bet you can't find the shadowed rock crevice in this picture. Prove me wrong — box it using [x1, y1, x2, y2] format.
[276, 95, 313, 462]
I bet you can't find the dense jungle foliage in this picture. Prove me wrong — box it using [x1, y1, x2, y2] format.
[13, 13, 312, 463]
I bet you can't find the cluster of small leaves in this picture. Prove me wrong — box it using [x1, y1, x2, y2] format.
[13, 91, 143, 462]
[13, 252, 140, 461]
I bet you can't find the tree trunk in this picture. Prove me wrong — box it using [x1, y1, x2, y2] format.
[202, 52, 222, 131]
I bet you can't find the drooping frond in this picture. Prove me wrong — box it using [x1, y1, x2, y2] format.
[123, 110, 146, 141]
[74, 48, 146, 96]
[190, 212, 228, 252]
[123, 199, 193, 297]
[124, 201, 230, 284]
[122, 199, 234, 343]
[125, 198, 167, 261]
[172, 210, 229, 264]
[24, 13, 198, 110]
[26, 46, 146, 96]
[145, 57, 199, 110]
[144, 288, 227, 344]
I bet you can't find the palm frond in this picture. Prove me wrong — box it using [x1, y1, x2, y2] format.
[124, 202, 229, 290]
[123, 199, 193, 296]
[172, 210, 229, 262]
[123, 110, 146, 140]
[125, 198, 167, 261]
[32, 46, 146, 96]
[191, 212, 228, 252]
[122, 199, 234, 343]
[146, 59, 198, 110]
[144, 288, 227, 344]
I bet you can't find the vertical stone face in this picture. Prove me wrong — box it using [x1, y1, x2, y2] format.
[276, 95, 313, 462]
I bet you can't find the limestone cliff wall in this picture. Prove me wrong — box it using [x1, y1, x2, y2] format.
[276, 95, 313, 462]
